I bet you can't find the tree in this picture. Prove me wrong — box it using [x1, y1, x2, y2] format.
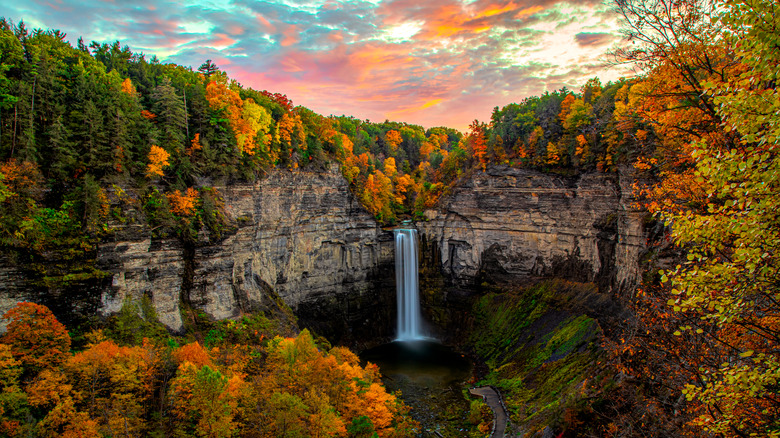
[0, 344, 28, 437]
[655, 1, 780, 435]
[467, 120, 487, 170]
[608, 0, 780, 436]
[146, 145, 169, 178]
[1, 302, 71, 374]
[171, 363, 241, 438]
[167, 187, 198, 216]
[384, 130, 402, 155]
[151, 77, 187, 153]
[64, 340, 152, 437]
[198, 60, 219, 78]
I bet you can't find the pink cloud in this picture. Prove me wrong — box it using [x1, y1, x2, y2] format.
[211, 33, 236, 47]
[280, 24, 300, 47]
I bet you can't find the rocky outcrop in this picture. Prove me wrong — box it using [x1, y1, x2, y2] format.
[417, 165, 645, 295]
[97, 165, 396, 342]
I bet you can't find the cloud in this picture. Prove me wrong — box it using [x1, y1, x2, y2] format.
[4, 0, 631, 130]
[574, 32, 614, 47]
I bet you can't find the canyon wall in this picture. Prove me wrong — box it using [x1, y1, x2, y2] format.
[0, 164, 645, 343]
[417, 165, 645, 295]
[95, 165, 397, 342]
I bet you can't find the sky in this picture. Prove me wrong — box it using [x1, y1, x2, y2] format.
[1, 0, 632, 131]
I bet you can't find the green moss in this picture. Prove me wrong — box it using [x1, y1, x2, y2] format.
[469, 280, 606, 434]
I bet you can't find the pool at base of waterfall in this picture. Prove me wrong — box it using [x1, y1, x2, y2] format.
[360, 340, 476, 436]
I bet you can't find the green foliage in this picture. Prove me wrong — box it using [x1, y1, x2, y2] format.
[202, 313, 276, 349]
[348, 415, 378, 438]
[106, 296, 168, 346]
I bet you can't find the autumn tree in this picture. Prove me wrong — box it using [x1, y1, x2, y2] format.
[1, 302, 71, 375]
[654, 1, 780, 435]
[146, 145, 170, 178]
[384, 130, 402, 155]
[64, 340, 154, 437]
[605, 0, 780, 437]
[466, 120, 487, 170]
[0, 344, 27, 437]
[167, 187, 198, 216]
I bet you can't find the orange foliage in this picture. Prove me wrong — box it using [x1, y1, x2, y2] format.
[174, 341, 212, 368]
[37, 397, 100, 438]
[187, 133, 203, 156]
[167, 187, 198, 216]
[206, 81, 272, 156]
[278, 113, 306, 152]
[362, 383, 396, 435]
[1, 302, 71, 372]
[419, 141, 435, 161]
[140, 110, 156, 120]
[394, 174, 412, 204]
[26, 368, 71, 408]
[575, 134, 588, 157]
[558, 94, 576, 122]
[0, 159, 41, 196]
[385, 130, 402, 154]
[64, 340, 154, 436]
[120, 78, 136, 95]
[468, 120, 487, 170]
[146, 145, 170, 178]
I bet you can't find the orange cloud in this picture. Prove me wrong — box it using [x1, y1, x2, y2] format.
[254, 13, 275, 33]
[475, 2, 519, 19]
[515, 5, 544, 19]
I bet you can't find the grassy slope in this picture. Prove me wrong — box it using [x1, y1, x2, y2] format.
[469, 280, 609, 436]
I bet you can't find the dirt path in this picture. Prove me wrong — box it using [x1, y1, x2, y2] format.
[469, 386, 509, 437]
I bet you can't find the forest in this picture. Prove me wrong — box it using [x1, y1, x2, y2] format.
[0, 0, 779, 435]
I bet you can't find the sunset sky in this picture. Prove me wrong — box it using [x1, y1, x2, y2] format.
[2, 0, 632, 130]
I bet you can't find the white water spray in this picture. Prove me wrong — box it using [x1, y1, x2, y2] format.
[395, 228, 422, 340]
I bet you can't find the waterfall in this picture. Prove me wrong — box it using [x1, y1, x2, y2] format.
[395, 228, 422, 340]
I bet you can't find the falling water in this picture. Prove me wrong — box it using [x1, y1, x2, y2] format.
[395, 228, 422, 340]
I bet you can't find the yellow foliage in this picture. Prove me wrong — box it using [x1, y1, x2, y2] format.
[120, 78, 136, 95]
[383, 157, 397, 177]
[146, 145, 170, 178]
[385, 130, 402, 154]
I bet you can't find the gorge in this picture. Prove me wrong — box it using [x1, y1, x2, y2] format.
[0, 158, 650, 437]
[0, 164, 645, 345]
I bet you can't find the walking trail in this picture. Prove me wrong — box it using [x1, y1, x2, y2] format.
[469, 386, 509, 437]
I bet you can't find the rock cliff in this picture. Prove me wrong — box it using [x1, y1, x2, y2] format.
[96, 165, 396, 342]
[417, 165, 645, 294]
[0, 164, 645, 344]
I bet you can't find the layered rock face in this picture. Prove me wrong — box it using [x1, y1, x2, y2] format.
[98, 165, 395, 342]
[417, 166, 645, 295]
